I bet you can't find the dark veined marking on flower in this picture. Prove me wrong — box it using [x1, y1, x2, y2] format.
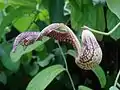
[40, 23, 81, 53]
[12, 32, 41, 52]
[75, 30, 102, 70]
[12, 23, 102, 70]
[12, 23, 61, 53]
[40, 24, 102, 70]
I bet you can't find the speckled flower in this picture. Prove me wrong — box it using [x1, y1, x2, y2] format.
[12, 23, 102, 70]
[12, 32, 41, 52]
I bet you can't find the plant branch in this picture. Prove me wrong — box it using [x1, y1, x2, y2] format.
[26, 11, 39, 31]
[117, 83, 120, 88]
[82, 22, 120, 36]
[56, 40, 76, 90]
[114, 70, 120, 86]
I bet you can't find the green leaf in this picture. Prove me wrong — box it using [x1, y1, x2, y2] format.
[0, 72, 7, 85]
[29, 23, 40, 31]
[35, 43, 45, 52]
[107, 9, 120, 40]
[36, 45, 48, 61]
[37, 54, 55, 67]
[70, 2, 105, 40]
[71, 3, 94, 30]
[49, 0, 65, 23]
[23, 62, 39, 76]
[53, 47, 67, 66]
[67, 49, 76, 58]
[5, 0, 37, 8]
[105, 72, 116, 90]
[0, 11, 3, 25]
[21, 52, 32, 64]
[0, 3, 4, 10]
[10, 37, 49, 62]
[95, 5, 105, 41]
[5, 5, 15, 13]
[109, 86, 119, 90]
[26, 65, 65, 90]
[0, 43, 20, 71]
[106, 0, 120, 19]
[78, 85, 92, 90]
[13, 14, 35, 32]
[92, 65, 106, 88]
[0, 7, 24, 39]
[38, 9, 50, 24]
[28, 63, 39, 76]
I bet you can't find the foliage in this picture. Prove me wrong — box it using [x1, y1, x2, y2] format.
[26, 65, 65, 90]
[0, 0, 119, 90]
[109, 70, 120, 90]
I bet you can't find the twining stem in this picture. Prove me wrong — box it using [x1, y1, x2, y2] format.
[114, 70, 120, 87]
[82, 22, 120, 36]
[117, 83, 120, 88]
[26, 11, 39, 31]
[56, 40, 76, 90]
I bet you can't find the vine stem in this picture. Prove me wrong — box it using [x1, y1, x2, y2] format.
[56, 40, 76, 90]
[26, 11, 39, 31]
[82, 22, 120, 36]
[114, 70, 120, 87]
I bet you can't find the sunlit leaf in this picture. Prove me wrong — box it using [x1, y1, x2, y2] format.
[26, 65, 65, 90]
[5, 0, 36, 8]
[13, 14, 35, 32]
[92, 65, 106, 88]
[0, 3, 4, 10]
[38, 9, 50, 24]
[29, 23, 40, 31]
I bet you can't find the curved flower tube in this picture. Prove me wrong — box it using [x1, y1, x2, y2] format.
[75, 29, 102, 70]
[12, 23, 102, 70]
[12, 32, 41, 52]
